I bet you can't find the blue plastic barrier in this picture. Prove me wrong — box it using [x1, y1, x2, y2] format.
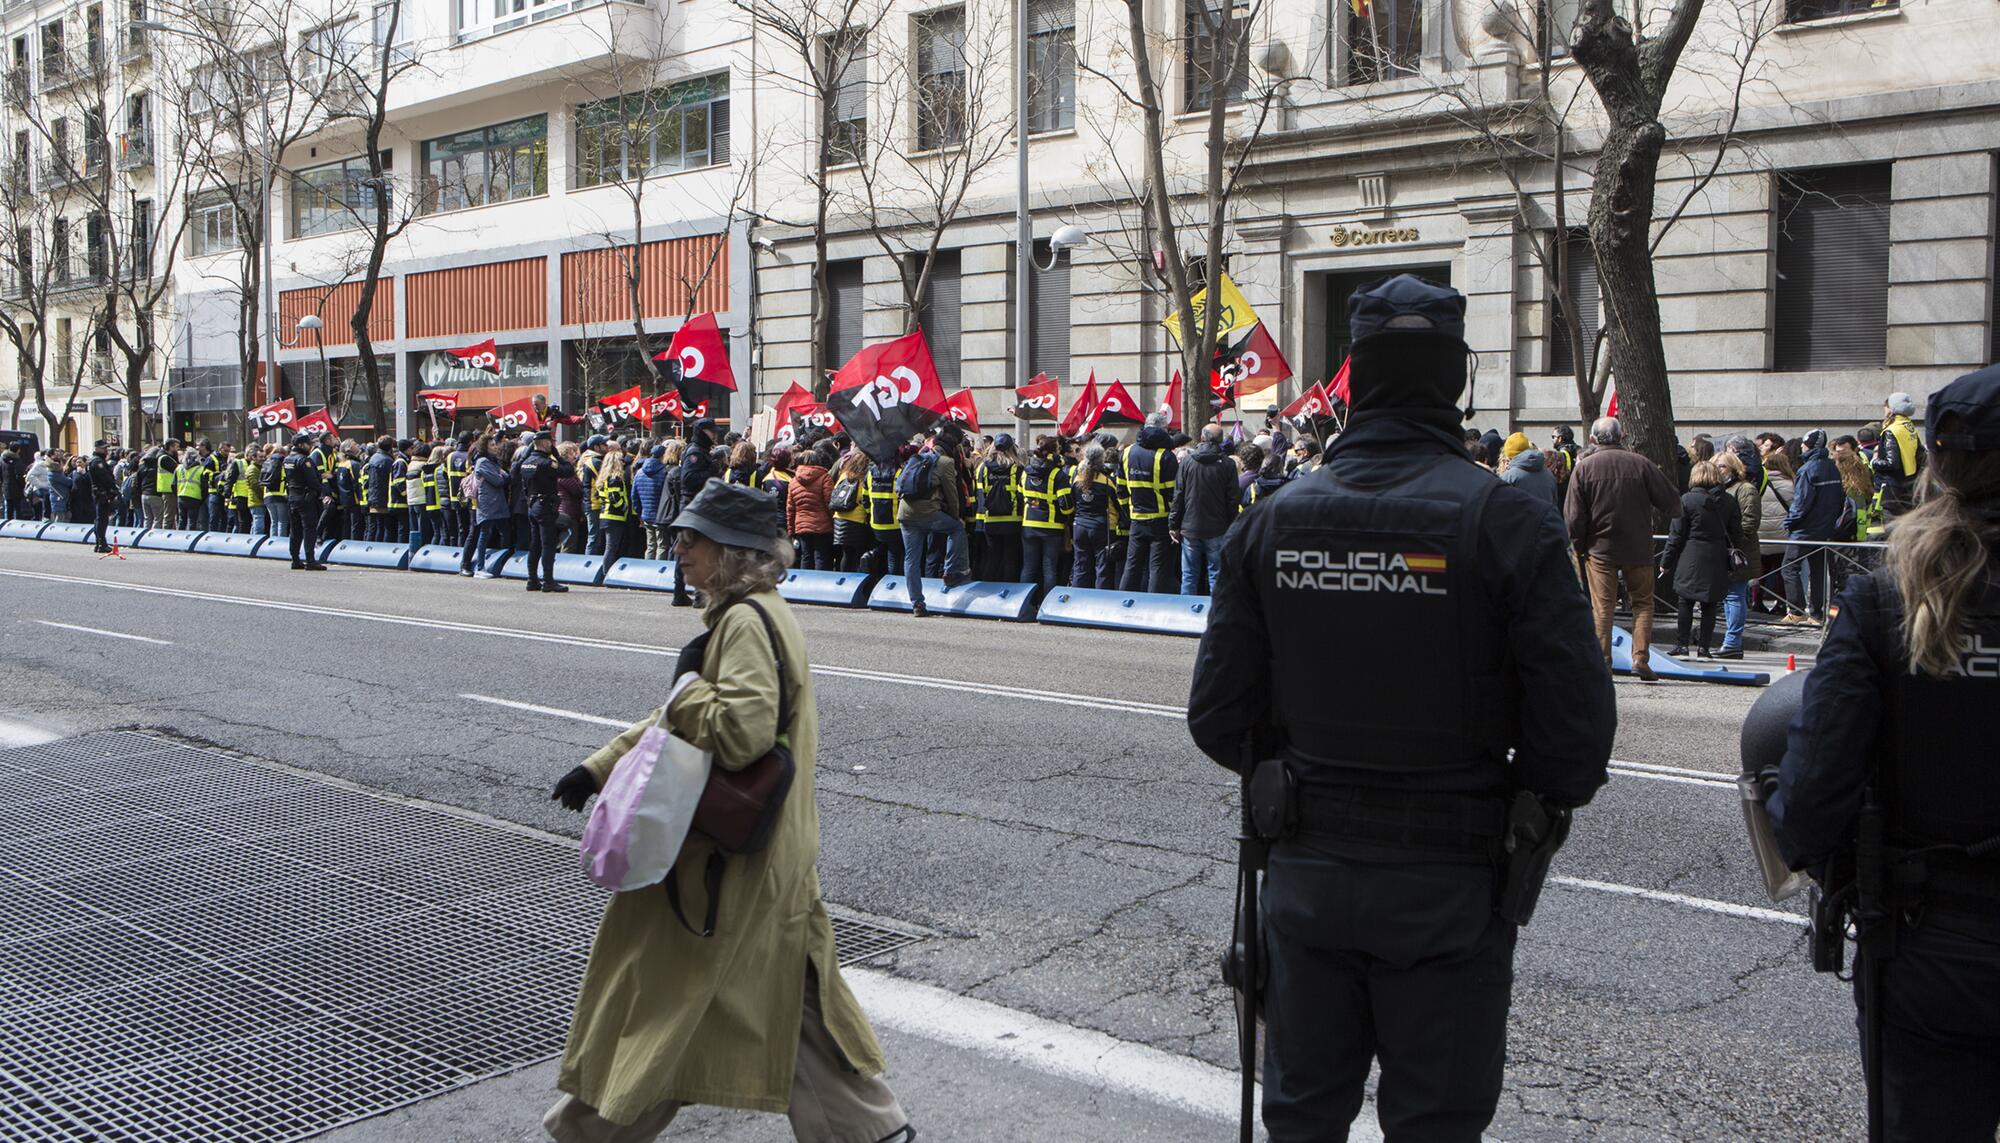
[408, 544, 468, 573]
[192, 532, 269, 557]
[137, 528, 206, 552]
[254, 538, 337, 562]
[0, 519, 47, 539]
[37, 522, 96, 543]
[107, 526, 148, 548]
[602, 559, 680, 593]
[867, 577, 1040, 622]
[495, 551, 612, 586]
[779, 569, 878, 608]
[1036, 587, 1213, 637]
[1611, 625, 1769, 686]
[323, 540, 415, 570]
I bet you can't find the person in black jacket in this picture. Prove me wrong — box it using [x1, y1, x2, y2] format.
[1188, 275, 1614, 1143]
[518, 433, 568, 593]
[1659, 459, 1745, 657]
[1782, 429, 1844, 624]
[364, 436, 395, 542]
[1769, 365, 2000, 1143]
[1119, 414, 1181, 594]
[86, 440, 119, 551]
[282, 436, 329, 570]
[671, 419, 720, 606]
[1170, 424, 1241, 594]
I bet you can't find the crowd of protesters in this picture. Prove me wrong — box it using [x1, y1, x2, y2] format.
[1, 389, 1922, 629]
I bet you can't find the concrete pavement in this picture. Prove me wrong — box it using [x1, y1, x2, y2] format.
[0, 539, 1862, 1141]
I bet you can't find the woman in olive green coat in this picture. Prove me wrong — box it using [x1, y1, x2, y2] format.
[546, 481, 913, 1143]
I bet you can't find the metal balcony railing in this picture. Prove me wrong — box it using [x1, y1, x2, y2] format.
[118, 24, 150, 64]
[4, 71, 31, 107]
[116, 132, 152, 170]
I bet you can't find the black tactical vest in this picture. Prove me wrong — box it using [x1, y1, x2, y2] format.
[1876, 570, 2000, 851]
[1258, 454, 1510, 783]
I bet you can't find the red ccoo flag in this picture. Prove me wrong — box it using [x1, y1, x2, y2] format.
[489, 395, 543, 432]
[292, 408, 339, 437]
[943, 388, 981, 434]
[1160, 372, 1183, 430]
[1057, 373, 1099, 437]
[825, 330, 949, 461]
[445, 337, 500, 375]
[1087, 380, 1146, 432]
[1015, 373, 1060, 421]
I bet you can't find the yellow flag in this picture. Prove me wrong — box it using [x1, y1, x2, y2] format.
[1163, 272, 1261, 348]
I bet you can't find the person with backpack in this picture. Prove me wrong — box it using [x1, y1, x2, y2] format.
[897, 426, 971, 618]
[829, 449, 872, 572]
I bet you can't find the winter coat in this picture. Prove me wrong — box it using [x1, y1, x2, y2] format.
[1727, 477, 1761, 582]
[632, 458, 669, 523]
[1758, 472, 1795, 543]
[562, 590, 886, 1122]
[786, 464, 834, 535]
[1498, 446, 1562, 525]
[474, 456, 511, 525]
[365, 451, 394, 510]
[1784, 447, 1844, 540]
[557, 473, 584, 522]
[1170, 441, 1242, 540]
[676, 437, 718, 518]
[1661, 486, 1744, 604]
[1564, 443, 1682, 566]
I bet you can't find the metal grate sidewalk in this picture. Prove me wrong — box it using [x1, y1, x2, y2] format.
[0, 731, 927, 1142]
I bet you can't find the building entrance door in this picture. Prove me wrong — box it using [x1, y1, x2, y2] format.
[1308, 264, 1452, 387]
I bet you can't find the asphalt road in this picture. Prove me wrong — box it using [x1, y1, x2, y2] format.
[0, 539, 1863, 1142]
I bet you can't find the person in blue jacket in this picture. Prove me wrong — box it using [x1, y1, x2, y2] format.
[1782, 428, 1846, 623]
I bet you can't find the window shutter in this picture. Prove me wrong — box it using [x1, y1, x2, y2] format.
[1030, 244, 1070, 383]
[920, 250, 962, 391]
[709, 96, 730, 164]
[1774, 164, 1891, 372]
[1550, 228, 1598, 375]
[826, 259, 864, 369]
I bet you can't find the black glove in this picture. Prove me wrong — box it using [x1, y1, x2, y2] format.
[673, 630, 712, 680]
[552, 765, 598, 812]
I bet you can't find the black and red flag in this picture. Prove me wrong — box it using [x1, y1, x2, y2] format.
[825, 330, 948, 461]
[655, 314, 736, 414]
[1086, 380, 1146, 433]
[1014, 373, 1060, 422]
[445, 337, 501, 375]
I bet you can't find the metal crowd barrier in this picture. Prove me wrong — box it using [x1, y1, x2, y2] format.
[1640, 533, 1887, 629]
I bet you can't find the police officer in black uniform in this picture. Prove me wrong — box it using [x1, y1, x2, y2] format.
[86, 439, 118, 551]
[283, 435, 329, 570]
[1768, 364, 2000, 1143]
[1187, 275, 1616, 1143]
[518, 432, 569, 593]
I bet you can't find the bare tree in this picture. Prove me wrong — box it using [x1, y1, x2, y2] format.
[842, 3, 1012, 334]
[564, 4, 752, 399]
[1075, 0, 1298, 430]
[731, 0, 890, 397]
[162, 0, 339, 414]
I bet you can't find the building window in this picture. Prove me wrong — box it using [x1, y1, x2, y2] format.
[41, 20, 64, 86]
[575, 76, 731, 188]
[1185, 0, 1250, 111]
[1785, 0, 1895, 22]
[1548, 228, 1598, 376]
[189, 189, 242, 255]
[300, 19, 359, 77]
[51, 217, 69, 282]
[289, 153, 389, 239]
[823, 32, 868, 165]
[1773, 163, 1892, 372]
[917, 251, 962, 391]
[914, 7, 967, 151]
[420, 114, 547, 214]
[131, 198, 152, 277]
[85, 4, 104, 67]
[1345, 0, 1423, 85]
[824, 258, 864, 370]
[1029, 240, 1071, 383]
[1026, 0, 1075, 134]
[1536, 0, 1576, 57]
[82, 105, 106, 172]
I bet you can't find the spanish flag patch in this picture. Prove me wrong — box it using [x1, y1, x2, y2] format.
[1402, 553, 1448, 574]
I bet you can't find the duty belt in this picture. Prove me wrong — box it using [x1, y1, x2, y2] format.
[1894, 849, 2000, 942]
[1295, 785, 1507, 862]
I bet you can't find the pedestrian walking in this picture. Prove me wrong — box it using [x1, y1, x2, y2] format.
[1564, 416, 1683, 679]
[1188, 274, 1615, 1143]
[1769, 363, 2000, 1143]
[545, 481, 915, 1143]
[1660, 459, 1745, 657]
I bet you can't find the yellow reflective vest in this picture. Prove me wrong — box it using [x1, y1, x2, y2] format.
[174, 460, 207, 500]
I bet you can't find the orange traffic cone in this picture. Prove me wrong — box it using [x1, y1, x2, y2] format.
[1786, 654, 1797, 674]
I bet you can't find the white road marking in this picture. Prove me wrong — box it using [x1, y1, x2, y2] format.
[1549, 876, 1806, 927]
[460, 694, 633, 729]
[35, 620, 173, 645]
[0, 718, 58, 747]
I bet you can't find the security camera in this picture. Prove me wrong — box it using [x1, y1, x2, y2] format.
[751, 236, 777, 251]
